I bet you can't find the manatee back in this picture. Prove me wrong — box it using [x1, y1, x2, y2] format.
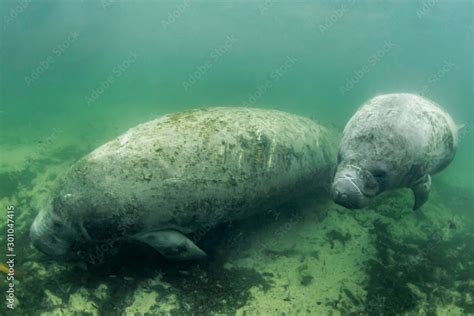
[56, 107, 338, 238]
[341, 94, 457, 176]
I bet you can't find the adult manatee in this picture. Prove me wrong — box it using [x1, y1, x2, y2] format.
[31, 107, 338, 260]
[332, 93, 458, 210]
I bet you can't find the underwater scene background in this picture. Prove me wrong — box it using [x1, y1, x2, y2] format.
[0, 0, 473, 315]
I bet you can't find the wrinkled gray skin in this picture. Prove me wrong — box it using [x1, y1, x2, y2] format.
[332, 93, 458, 210]
[31, 107, 338, 260]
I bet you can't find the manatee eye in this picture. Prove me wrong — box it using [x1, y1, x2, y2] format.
[372, 169, 386, 179]
[52, 220, 63, 229]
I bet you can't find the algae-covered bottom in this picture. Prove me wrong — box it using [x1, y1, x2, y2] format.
[0, 141, 473, 315]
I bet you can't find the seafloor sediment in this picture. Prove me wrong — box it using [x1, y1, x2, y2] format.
[0, 139, 473, 315]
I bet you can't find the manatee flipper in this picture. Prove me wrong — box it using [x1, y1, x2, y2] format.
[411, 174, 431, 210]
[133, 230, 206, 260]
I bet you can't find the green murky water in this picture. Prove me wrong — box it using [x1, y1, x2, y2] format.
[1, 1, 473, 315]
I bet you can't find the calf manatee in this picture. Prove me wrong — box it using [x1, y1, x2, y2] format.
[31, 107, 338, 260]
[332, 93, 458, 210]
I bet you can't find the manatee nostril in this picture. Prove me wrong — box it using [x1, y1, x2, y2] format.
[332, 187, 347, 201]
[335, 191, 348, 201]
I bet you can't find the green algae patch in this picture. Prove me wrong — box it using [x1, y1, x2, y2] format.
[0, 169, 36, 197]
[364, 219, 474, 315]
[325, 229, 352, 248]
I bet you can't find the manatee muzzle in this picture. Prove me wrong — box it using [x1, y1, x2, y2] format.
[331, 164, 379, 209]
[30, 210, 71, 256]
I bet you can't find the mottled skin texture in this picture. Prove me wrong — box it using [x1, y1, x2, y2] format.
[31, 107, 339, 258]
[332, 93, 457, 210]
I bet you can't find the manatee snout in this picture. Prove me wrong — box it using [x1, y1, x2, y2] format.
[30, 209, 72, 256]
[331, 165, 379, 209]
